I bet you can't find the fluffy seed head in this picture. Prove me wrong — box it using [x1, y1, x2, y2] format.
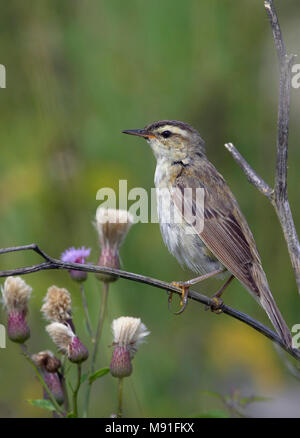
[46, 322, 74, 352]
[41, 286, 72, 323]
[32, 350, 61, 373]
[112, 316, 150, 358]
[95, 208, 134, 249]
[1, 276, 32, 314]
[46, 322, 88, 363]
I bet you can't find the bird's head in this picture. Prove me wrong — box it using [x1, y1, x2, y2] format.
[122, 120, 206, 163]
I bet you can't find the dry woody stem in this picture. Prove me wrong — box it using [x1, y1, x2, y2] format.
[226, 1, 300, 294]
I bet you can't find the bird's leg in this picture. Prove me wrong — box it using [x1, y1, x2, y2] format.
[169, 267, 225, 315]
[206, 274, 234, 314]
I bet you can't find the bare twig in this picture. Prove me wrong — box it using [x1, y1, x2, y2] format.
[224, 143, 273, 199]
[225, 0, 300, 294]
[0, 243, 299, 361]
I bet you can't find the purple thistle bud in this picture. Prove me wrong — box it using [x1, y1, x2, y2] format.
[7, 311, 30, 343]
[1, 277, 32, 343]
[68, 336, 89, 364]
[43, 372, 64, 405]
[110, 346, 132, 378]
[61, 247, 91, 282]
[96, 247, 120, 283]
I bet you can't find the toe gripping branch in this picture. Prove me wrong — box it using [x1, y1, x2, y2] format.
[168, 282, 225, 315]
[207, 296, 224, 314]
[168, 282, 190, 315]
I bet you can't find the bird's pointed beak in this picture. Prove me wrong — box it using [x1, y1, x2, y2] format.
[122, 129, 156, 139]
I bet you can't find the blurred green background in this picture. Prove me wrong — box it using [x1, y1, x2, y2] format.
[0, 0, 300, 418]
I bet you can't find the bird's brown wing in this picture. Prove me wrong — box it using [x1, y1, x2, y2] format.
[171, 160, 292, 346]
[171, 161, 262, 298]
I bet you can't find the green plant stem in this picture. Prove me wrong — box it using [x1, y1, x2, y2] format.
[91, 281, 109, 370]
[21, 344, 64, 416]
[117, 378, 124, 418]
[80, 283, 94, 341]
[60, 355, 69, 413]
[83, 281, 110, 417]
[72, 364, 82, 418]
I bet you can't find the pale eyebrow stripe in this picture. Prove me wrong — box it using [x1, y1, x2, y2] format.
[157, 126, 187, 136]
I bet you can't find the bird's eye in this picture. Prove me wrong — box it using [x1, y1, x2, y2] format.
[161, 130, 172, 138]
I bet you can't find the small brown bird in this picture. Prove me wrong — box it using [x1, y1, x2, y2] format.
[123, 120, 292, 346]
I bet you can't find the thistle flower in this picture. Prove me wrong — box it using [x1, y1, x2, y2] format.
[32, 350, 64, 405]
[41, 286, 72, 324]
[110, 316, 150, 378]
[94, 208, 134, 282]
[46, 322, 88, 364]
[1, 276, 32, 343]
[61, 246, 91, 282]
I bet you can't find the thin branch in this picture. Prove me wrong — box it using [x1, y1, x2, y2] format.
[0, 243, 299, 361]
[225, 0, 300, 294]
[264, 0, 286, 61]
[265, 0, 295, 203]
[224, 143, 273, 199]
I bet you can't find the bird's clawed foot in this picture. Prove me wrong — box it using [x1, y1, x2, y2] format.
[204, 274, 233, 313]
[168, 281, 189, 315]
[205, 295, 224, 314]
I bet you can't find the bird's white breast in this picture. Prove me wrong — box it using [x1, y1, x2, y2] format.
[154, 159, 223, 275]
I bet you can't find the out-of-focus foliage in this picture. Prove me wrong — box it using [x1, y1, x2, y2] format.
[0, 0, 300, 417]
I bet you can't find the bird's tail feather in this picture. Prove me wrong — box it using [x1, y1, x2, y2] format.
[259, 283, 292, 347]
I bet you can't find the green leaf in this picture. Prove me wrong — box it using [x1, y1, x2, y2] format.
[239, 396, 272, 407]
[80, 373, 89, 384]
[67, 412, 76, 418]
[27, 399, 56, 412]
[89, 367, 110, 384]
[196, 410, 230, 418]
[201, 390, 224, 401]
